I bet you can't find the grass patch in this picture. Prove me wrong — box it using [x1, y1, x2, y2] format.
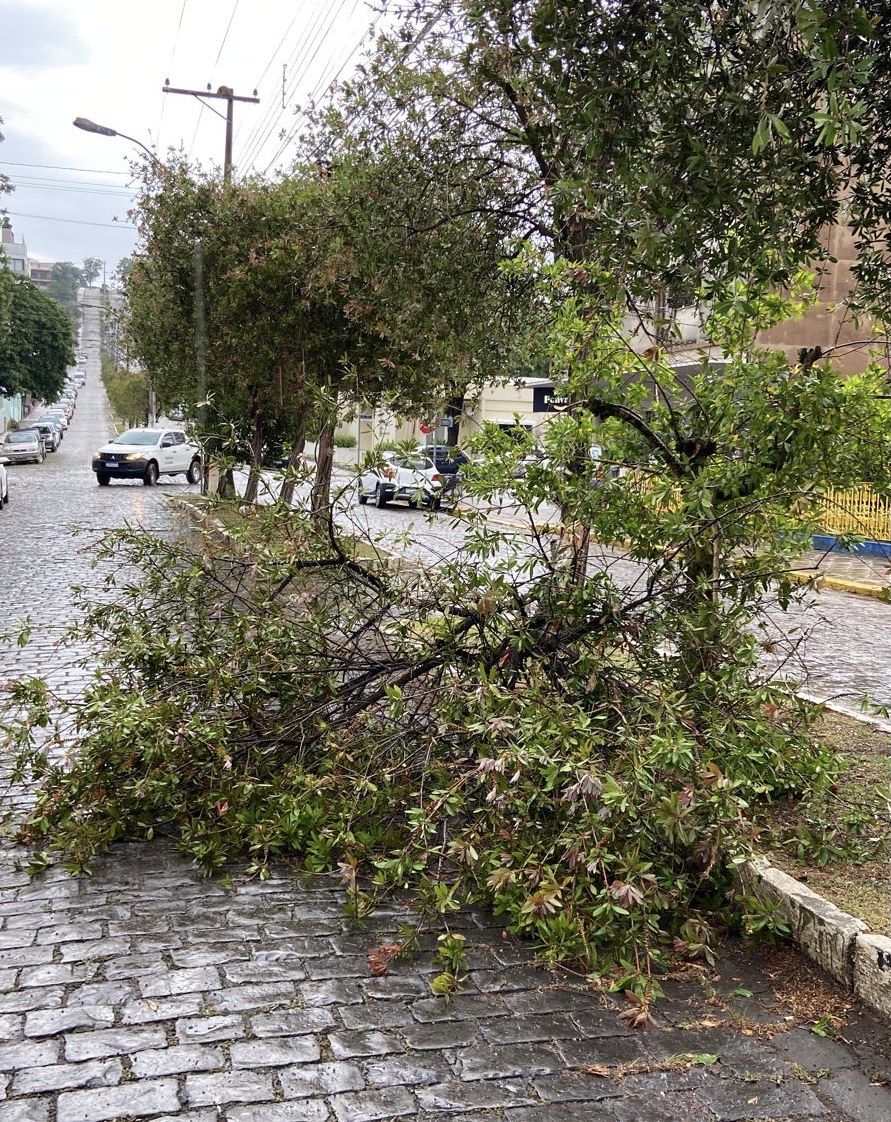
[761, 709, 890, 933]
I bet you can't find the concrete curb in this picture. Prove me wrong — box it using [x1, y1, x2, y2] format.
[481, 513, 889, 601]
[745, 857, 891, 1022]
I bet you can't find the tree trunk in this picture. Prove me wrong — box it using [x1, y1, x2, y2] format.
[278, 421, 307, 507]
[216, 465, 236, 500]
[310, 420, 336, 535]
[243, 414, 264, 505]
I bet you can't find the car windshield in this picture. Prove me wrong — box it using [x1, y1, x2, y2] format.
[114, 430, 161, 446]
[398, 457, 434, 471]
[6, 431, 38, 443]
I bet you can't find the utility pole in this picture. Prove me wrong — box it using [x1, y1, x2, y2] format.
[162, 81, 259, 181]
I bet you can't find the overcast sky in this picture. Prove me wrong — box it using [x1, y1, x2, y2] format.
[0, 0, 379, 271]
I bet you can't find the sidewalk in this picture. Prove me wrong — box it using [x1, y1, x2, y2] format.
[790, 549, 891, 600]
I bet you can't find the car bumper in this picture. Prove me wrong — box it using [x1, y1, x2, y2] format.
[92, 457, 148, 476]
[3, 450, 41, 462]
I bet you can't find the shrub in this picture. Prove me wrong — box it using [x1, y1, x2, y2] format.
[334, 432, 358, 448]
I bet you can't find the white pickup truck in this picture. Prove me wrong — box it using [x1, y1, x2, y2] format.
[92, 427, 202, 487]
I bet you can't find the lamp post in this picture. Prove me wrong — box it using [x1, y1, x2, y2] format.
[72, 117, 167, 174]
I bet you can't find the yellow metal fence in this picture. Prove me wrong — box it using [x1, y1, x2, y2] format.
[819, 486, 891, 542]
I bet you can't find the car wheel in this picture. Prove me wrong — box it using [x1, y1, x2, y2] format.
[186, 458, 201, 485]
[97, 472, 110, 486]
[357, 484, 368, 505]
[143, 461, 159, 486]
[374, 484, 389, 508]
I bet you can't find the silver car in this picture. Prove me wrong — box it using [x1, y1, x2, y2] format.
[1, 429, 45, 464]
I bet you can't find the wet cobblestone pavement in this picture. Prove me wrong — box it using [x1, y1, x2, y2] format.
[1, 303, 891, 1119]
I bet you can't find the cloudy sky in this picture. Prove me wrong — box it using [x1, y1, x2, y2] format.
[0, 0, 379, 271]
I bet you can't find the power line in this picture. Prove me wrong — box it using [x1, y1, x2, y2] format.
[233, 3, 304, 148]
[157, 0, 189, 145]
[0, 160, 130, 176]
[10, 181, 133, 198]
[188, 0, 243, 158]
[1, 210, 137, 229]
[239, 0, 344, 169]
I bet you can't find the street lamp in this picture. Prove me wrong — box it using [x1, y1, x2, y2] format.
[73, 117, 166, 173]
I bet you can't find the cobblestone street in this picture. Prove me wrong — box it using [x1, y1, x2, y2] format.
[1, 308, 891, 1119]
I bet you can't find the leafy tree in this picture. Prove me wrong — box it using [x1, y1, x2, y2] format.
[47, 262, 84, 320]
[0, 276, 73, 401]
[81, 257, 103, 286]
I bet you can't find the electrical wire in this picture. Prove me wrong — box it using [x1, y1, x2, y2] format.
[2, 210, 136, 229]
[10, 181, 134, 198]
[157, 0, 189, 146]
[232, 3, 304, 147]
[188, 0, 242, 158]
[0, 161, 129, 176]
[240, 0, 368, 170]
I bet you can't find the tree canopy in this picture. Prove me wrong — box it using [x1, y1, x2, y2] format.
[0, 276, 73, 401]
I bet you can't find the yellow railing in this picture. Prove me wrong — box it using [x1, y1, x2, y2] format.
[819, 486, 891, 542]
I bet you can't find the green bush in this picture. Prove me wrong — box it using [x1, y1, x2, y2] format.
[334, 432, 357, 448]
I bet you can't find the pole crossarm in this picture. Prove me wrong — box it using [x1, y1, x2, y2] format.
[162, 85, 260, 104]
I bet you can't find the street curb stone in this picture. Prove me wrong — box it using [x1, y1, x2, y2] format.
[745, 858, 890, 1022]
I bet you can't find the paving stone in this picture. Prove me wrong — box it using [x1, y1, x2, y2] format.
[102, 954, 168, 981]
[0, 1101, 52, 1121]
[0, 989, 63, 1015]
[64, 1027, 166, 1061]
[120, 995, 204, 1024]
[170, 945, 249, 968]
[409, 995, 508, 1023]
[35, 924, 103, 945]
[24, 1006, 114, 1037]
[176, 1014, 248, 1043]
[452, 1041, 568, 1082]
[329, 1086, 418, 1121]
[304, 956, 367, 980]
[697, 1074, 828, 1120]
[184, 1070, 276, 1107]
[557, 1035, 647, 1069]
[230, 1037, 321, 1068]
[59, 938, 131, 963]
[818, 1068, 891, 1120]
[250, 1009, 335, 1036]
[0, 1016, 23, 1043]
[605, 1090, 716, 1122]
[139, 965, 221, 997]
[227, 1104, 330, 1122]
[532, 1070, 625, 1103]
[479, 1012, 580, 1045]
[504, 1107, 613, 1122]
[65, 982, 136, 1007]
[401, 1021, 480, 1051]
[415, 1078, 535, 1111]
[56, 1077, 180, 1121]
[770, 1028, 858, 1072]
[0, 1039, 59, 1071]
[222, 958, 307, 984]
[503, 989, 602, 1019]
[299, 979, 364, 1007]
[279, 1061, 366, 1098]
[363, 977, 429, 1000]
[340, 1003, 415, 1031]
[131, 1044, 225, 1077]
[206, 982, 296, 1013]
[12, 1057, 123, 1095]
[16, 964, 91, 989]
[328, 1030, 403, 1059]
[365, 1053, 453, 1088]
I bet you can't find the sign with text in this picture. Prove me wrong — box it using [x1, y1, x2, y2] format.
[532, 385, 571, 413]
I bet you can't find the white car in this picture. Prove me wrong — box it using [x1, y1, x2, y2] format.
[0, 456, 8, 509]
[92, 427, 202, 487]
[1, 429, 45, 464]
[357, 451, 456, 510]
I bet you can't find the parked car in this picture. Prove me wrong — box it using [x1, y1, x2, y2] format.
[92, 427, 202, 486]
[357, 452, 456, 510]
[0, 456, 8, 509]
[33, 417, 64, 442]
[1, 429, 45, 464]
[29, 422, 61, 453]
[42, 409, 69, 430]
